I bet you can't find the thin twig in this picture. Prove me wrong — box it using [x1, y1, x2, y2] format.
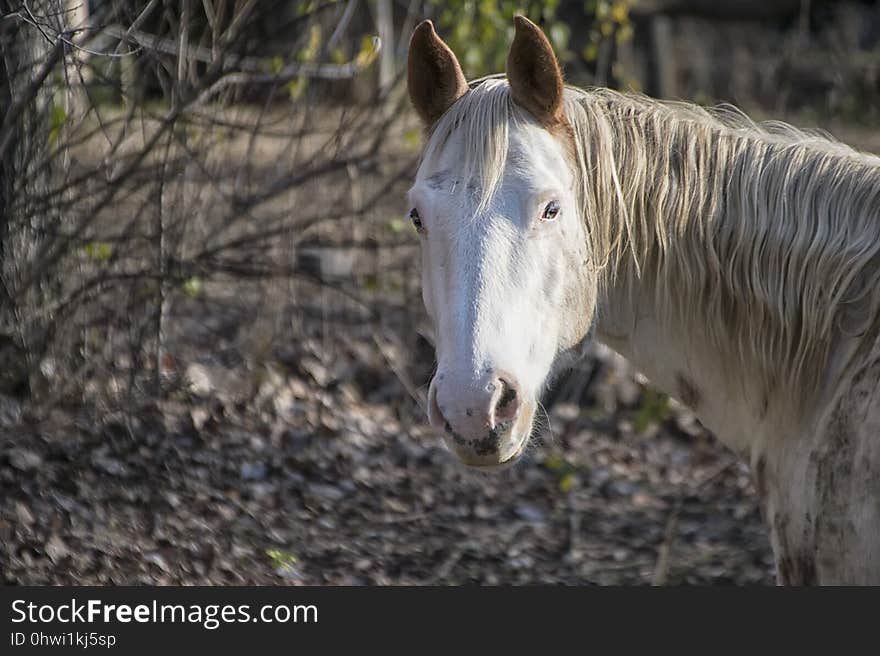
[651, 458, 739, 585]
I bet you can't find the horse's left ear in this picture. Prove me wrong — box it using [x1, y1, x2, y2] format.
[506, 16, 565, 127]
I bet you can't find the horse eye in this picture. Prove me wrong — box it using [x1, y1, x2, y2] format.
[541, 200, 561, 221]
[409, 207, 423, 231]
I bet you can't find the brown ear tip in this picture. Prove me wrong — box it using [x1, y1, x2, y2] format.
[513, 15, 538, 31]
[413, 19, 436, 37]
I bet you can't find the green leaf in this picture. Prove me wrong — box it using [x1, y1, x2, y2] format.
[354, 35, 379, 68]
[330, 47, 346, 65]
[403, 128, 422, 151]
[49, 103, 68, 145]
[362, 274, 379, 292]
[82, 242, 112, 262]
[633, 389, 670, 432]
[558, 472, 577, 493]
[611, 1, 630, 24]
[265, 549, 297, 568]
[295, 0, 317, 17]
[544, 454, 567, 472]
[286, 77, 308, 101]
[182, 277, 203, 297]
[583, 43, 599, 63]
[296, 25, 322, 63]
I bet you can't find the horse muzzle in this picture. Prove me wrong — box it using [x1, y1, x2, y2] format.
[428, 372, 535, 469]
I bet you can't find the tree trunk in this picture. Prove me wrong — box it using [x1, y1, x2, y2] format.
[0, 1, 62, 396]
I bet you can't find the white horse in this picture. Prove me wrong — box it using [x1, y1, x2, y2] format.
[406, 16, 880, 584]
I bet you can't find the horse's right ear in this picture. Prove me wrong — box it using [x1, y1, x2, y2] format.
[407, 20, 468, 127]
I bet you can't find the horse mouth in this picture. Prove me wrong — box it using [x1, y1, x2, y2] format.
[451, 404, 535, 471]
[462, 432, 529, 471]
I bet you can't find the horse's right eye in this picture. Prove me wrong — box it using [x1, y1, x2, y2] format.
[409, 208, 423, 232]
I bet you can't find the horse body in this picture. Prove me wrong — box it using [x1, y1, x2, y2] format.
[599, 236, 880, 584]
[576, 90, 880, 584]
[407, 17, 880, 583]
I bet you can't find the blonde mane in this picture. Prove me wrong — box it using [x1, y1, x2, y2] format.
[423, 79, 880, 416]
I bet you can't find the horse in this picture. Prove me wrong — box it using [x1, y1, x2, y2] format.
[405, 16, 880, 584]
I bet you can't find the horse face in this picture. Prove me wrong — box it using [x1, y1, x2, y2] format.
[407, 17, 597, 469]
[408, 123, 594, 469]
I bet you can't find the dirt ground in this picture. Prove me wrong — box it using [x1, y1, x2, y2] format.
[0, 335, 775, 586]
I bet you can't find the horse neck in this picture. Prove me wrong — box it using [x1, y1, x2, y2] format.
[581, 96, 880, 453]
[595, 277, 771, 454]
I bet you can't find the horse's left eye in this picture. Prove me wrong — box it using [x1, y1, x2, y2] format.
[541, 200, 561, 221]
[409, 207, 423, 232]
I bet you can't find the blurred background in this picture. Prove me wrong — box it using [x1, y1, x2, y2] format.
[1, 0, 878, 585]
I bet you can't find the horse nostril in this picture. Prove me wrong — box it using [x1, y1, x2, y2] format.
[492, 377, 521, 425]
[497, 379, 517, 410]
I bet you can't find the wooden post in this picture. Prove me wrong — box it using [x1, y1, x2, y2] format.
[650, 15, 677, 99]
[376, 0, 394, 93]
